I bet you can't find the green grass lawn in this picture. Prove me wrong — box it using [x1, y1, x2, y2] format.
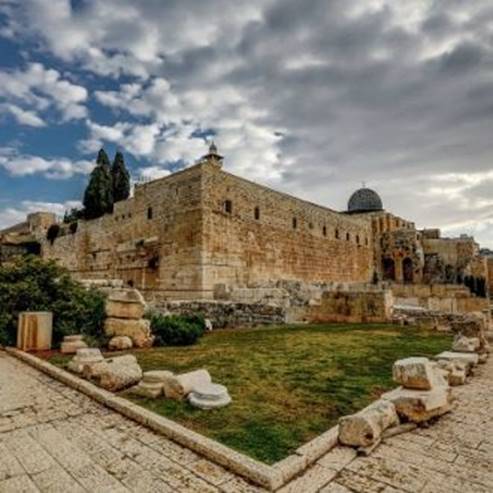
[48, 323, 451, 464]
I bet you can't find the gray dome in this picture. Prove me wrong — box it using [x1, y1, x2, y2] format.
[348, 188, 383, 213]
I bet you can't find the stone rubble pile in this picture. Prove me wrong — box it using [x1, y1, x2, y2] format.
[163, 369, 212, 400]
[104, 289, 154, 348]
[83, 354, 143, 392]
[108, 335, 133, 351]
[382, 357, 451, 423]
[60, 334, 88, 354]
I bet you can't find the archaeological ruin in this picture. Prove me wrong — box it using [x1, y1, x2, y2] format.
[1, 143, 491, 325]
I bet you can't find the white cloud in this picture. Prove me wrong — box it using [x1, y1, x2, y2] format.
[0, 199, 82, 230]
[1, 103, 45, 127]
[0, 148, 93, 179]
[0, 62, 87, 123]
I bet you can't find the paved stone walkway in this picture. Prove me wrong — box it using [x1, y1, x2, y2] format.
[0, 350, 492, 492]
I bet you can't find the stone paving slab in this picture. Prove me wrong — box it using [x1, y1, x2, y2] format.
[0, 350, 492, 492]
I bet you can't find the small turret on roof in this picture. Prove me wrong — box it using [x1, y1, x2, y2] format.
[202, 140, 224, 164]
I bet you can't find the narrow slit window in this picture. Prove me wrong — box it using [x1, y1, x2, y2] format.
[323, 226, 327, 237]
[147, 207, 153, 220]
[254, 207, 260, 220]
[346, 232, 350, 241]
[224, 200, 232, 214]
[292, 217, 297, 229]
[335, 229, 340, 239]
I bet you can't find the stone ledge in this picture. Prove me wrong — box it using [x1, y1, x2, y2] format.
[4, 347, 337, 491]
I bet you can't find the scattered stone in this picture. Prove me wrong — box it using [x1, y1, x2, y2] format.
[435, 351, 479, 371]
[129, 370, 174, 399]
[452, 335, 480, 353]
[84, 354, 142, 392]
[435, 360, 467, 386]
[60, 335, 88, 354]
[108, 336, 133, 351]
[478, 352, 488, 364]
[106, 289, 146, 319]
[204, 318, 213, 331]
[104, 318, 154, 348]
[381, 386, 451, 423]
[188, 383, 232, 409]
[163, 369, 211, 400]
[338, 400, 399, 448]
[392, 357, 442, 390]
[67, 348, 104, 374]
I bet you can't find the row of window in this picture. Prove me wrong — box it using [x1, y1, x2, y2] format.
[223, 200, 369, 245]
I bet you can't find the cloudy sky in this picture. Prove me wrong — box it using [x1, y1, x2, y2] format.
[0, 0, 492, 246]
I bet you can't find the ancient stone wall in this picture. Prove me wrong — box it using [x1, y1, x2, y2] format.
[200, 165, 373, 295]
[304, 289, 393, 323]
[42, 164, 206, 299]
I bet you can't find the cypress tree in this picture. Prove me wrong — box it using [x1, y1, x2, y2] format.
[83, 149, 114, 219]
[111, 151, 130, 202]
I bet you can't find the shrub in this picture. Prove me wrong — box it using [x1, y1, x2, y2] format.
[146, 312, 205, 346]
[0, 255, 107, 347]
[46, 224, 60, 244]
[69, 221, 78, 234]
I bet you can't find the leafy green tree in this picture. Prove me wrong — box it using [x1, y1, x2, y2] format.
[111, 151, 131, 202]
[0, 256, 106, 347]
[83, 149, 114, 219]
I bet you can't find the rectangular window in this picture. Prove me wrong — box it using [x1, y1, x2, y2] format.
[147, 207, 153, 220]
[292, 217, 297, 229]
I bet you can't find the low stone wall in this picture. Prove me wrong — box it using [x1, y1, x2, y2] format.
[303, 290, 393, 324]
[150, 300, 286, 328]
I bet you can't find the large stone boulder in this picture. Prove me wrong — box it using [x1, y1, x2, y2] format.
[106, 289, 146, 319]
[452, 335, 480, 353]
[84, 354, 143, 392]
[435, 351, 479, 372]
[104, 318, 154, 348]
[162, 369, 211, 400]
[392, 357, 443, 390]
[339, 400, 399, 448]
[381, 386, 451, 423]
[68, 348, 104, 373]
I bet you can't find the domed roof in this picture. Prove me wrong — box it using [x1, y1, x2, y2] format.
[347, 187, 383, 213]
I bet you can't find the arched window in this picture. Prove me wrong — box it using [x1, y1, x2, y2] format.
[403, 257, 414, 283]
[224, 200, 232, 214]
[335, 229, 340, 239]
[383, 258, 396, 281]
[254, 207, 260, 220]
[147, 207, 153, 220]
[292, 217, 297, 229]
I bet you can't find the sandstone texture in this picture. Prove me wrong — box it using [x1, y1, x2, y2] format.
[338, 400, 399, 448]
[108, 335, 133, 351]
[67, 348, 104, 374]
[129, 370, 174, 399]
[452, 335, 481, 353]
[84, 354, 143, 392]
[392, 357, 440, 390]
[104, 317, 153, 348]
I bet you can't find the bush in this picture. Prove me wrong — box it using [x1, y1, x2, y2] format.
[69, 222, 78, 234]
[46, 224, 60, 244]
[146, 312, 205, 346]
[0, 256, 107, 347]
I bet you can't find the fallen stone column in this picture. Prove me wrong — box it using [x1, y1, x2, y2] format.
[68, 348, 104, 374]
[61, 335, 88, 354]
[338, 400, 399, 448]
[84, 354, 143, 392]
[163, 369, 211, 400]
[129, 370, 174, 398]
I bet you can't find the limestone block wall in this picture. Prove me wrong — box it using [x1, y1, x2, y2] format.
[42, 164, 206, 299]
[200, 165, 373, 295]
[304, 290, 393, 323]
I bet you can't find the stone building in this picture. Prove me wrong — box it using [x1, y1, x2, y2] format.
[0, 144, 490, 304]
